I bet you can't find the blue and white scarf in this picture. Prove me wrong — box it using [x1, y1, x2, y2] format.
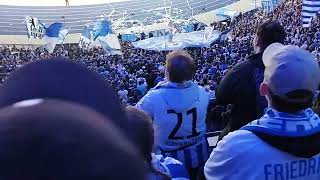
[153, 81, 194, 90]
[241, 108, 320, 137]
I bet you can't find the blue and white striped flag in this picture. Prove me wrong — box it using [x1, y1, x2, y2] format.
[44, 22, 69, 53]
[302, 0, 320, 27]
[79, 25, 92, 49]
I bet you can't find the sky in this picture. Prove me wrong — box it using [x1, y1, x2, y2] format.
[0, 0, 129, 6]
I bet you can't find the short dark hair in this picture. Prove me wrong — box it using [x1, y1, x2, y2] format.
[0, 100, 145, 180]
[269, 89, 314, 113]
[166, 51, 195, 83]
[256, 21, 286, 49]
[125, 106, 171, 180]
[125, 106, 154, 161]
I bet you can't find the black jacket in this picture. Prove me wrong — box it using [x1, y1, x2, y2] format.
[215, 53, 268, 139]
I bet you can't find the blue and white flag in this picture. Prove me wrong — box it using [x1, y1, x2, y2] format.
[121, 34, 137, 42]
[93, 19, 121, 55]
[44, 22, 69, 53]
[93, 20, 113, 41]
[302, 0, 320, 27]
[25, 16, 46, 39]
[184, 25, 194, 33]
[98, 35, 122, 55]
[79, 25, 92, 49]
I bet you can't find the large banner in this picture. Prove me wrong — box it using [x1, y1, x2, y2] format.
[25, 16, 45, 39]
[261, 0, 280, 13]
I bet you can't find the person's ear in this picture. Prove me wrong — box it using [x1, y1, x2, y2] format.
[260, 82, 269, 96]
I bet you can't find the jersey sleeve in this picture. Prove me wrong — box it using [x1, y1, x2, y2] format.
[135, 91, 155, 119]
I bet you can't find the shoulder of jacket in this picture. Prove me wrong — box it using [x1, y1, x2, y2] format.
[217, 130, 264, 154]
[233, 60, 255, 71]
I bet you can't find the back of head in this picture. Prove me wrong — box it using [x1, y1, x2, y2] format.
[125, 106, 154, 161]
[166, 50, 195, 83]
[262, 43, 320, 113]
[0, 58, 127, 131]
[255, 21, 286, 51]
[0, 99, 145, 180]
[125, 106, 170, 180]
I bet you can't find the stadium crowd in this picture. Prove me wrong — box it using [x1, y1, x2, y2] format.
[0, 0, 320, 179]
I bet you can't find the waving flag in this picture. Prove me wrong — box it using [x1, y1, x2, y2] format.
[93, 20, 113, 41]
[302, 0, 320, 27]
[79, 25, 92, 49]
[93, 19, 121, 55]
[98, 36, 122, 55]
[44, 22, 69, 53]
[25, 16, 45, 39]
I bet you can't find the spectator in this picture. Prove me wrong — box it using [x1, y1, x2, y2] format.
[214, 21, 286, 140]
[137, 79, 148, 96]
[118, 84, 129, 103]
[0, 99, 145, 179]
[126, 106, 190, 180]
[205, 43, 320, 180]
[136, 50, 209, 179]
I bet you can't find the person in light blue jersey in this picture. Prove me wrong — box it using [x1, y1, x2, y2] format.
[205, 43, 320, 180]
[136, 51, 210, 179]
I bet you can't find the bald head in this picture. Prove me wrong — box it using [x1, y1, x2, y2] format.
[165, 51, 195, 83]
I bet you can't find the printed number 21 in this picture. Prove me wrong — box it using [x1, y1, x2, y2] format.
[167, 108, 200, 140]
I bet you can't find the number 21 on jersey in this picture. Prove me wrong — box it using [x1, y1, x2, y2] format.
[167, 108, 200, 140]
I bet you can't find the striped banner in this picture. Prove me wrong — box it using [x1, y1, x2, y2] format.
[302, 0, 320, 27]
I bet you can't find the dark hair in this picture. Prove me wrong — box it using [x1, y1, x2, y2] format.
[0, 100, 145, 180]
[269, 89, 314, 113]
[256, 21, 286, 49]
[166, 50, 195, 83]
[125, 107, 171, 180]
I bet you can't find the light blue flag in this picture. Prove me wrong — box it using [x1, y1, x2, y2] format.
[93, 20, 113, 41]
[184, 25, 194, 33]
[98, 35, 122, 55]
[44, 22, 69, 53]
[121, 34, 137, 42]
[45, 23, 63, 37]
[92, 19, 121, 55]
[79, 25, 92, 49]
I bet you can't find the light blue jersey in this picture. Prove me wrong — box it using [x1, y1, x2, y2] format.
[205, 108, 320, 180]
[137, 81, 210, 169]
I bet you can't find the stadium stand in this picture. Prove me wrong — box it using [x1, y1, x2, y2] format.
[0, 0, 237, 35]
[0, 0, 320, 179]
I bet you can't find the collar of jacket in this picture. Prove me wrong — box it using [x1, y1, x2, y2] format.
[153, 80, 194, 90]
[247, 52, 264, 68]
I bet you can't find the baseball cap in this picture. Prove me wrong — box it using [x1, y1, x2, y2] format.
[262, 43, 320, 102]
